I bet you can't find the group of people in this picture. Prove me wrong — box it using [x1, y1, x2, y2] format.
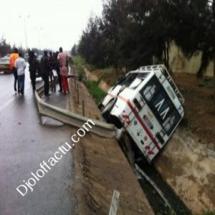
[9, 47, 70, 96]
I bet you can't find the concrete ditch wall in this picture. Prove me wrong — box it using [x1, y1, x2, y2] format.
[169, 42, 214, 77]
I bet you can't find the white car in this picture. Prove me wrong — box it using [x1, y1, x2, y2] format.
[0, 55, 11, 73]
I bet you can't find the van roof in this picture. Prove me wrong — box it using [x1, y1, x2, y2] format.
[127, 64, 166, 75]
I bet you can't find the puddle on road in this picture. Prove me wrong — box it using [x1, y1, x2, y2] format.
[41, 116, 64, 127]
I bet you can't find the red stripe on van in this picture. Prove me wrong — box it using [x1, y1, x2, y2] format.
[108, 93, 160, 150]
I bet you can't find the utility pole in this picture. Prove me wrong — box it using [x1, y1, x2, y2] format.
[19, 15, 30, 49]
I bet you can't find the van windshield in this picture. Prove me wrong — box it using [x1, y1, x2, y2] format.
[129, 73, 149, 89]
[116, 73, 137, 86]
[115, 72, 149, 88]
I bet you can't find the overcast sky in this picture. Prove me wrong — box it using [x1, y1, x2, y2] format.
[0, 0, 103, 51]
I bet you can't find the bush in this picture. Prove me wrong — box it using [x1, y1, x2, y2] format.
[85, 80, 106, 105]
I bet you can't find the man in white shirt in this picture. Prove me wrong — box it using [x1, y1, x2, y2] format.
[15, 52, 26, 95]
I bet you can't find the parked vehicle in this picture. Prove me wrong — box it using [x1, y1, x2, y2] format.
[100, 65, 184, 162]
[0, 55, 11, 73]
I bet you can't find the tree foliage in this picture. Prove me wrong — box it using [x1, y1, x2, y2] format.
[78, 0, 215, 77]
[0, 38, 11, 57]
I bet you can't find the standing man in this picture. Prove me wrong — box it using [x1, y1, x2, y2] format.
[28, 50, 39, 91]
[54, 52, 62, 92]
[15, 52, 26, 95]
[40, 51, 50, 96]
[48, 52, 55, 91]
[9, 48, 19, 93]
[57, 47, 69, 94]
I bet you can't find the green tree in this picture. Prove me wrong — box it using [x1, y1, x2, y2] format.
[78, 17, 107, 67]
[0, 38, 11, 57]
[78, 0, 215, 78]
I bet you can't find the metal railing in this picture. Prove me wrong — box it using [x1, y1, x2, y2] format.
[35, 86, 116, 138]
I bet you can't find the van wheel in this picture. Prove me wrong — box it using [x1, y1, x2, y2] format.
[98, 103, 104, 111]
[109, 115, 123, 129]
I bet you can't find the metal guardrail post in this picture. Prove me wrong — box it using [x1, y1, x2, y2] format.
[82, 100, 85, 116]
[77, 81, 79, 105]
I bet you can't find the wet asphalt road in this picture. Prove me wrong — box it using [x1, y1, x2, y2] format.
[0, 73, 75, 215]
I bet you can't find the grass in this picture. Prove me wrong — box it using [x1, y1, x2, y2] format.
[72, 55, 96, 80]
[72, 56, 107, 104]
[72, 56, 115, 104]
[85, 80, 106, 105]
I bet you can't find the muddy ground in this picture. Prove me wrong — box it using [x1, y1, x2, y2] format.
[175, 73, 215, 147]
[156, 128, 215, 213]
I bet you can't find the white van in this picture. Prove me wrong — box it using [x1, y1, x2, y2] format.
[100, 65, 184, 162]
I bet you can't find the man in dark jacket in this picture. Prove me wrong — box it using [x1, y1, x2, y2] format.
[28, 50, 39, 91]
[54, 52, 62, 92]
[40, 51, 50, 96]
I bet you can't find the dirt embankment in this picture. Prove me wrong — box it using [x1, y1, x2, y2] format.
[69, 79, 153, 214]
[156, 128, 215, 213]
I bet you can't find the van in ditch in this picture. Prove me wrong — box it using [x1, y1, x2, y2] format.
[100, 65, 184, 162]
